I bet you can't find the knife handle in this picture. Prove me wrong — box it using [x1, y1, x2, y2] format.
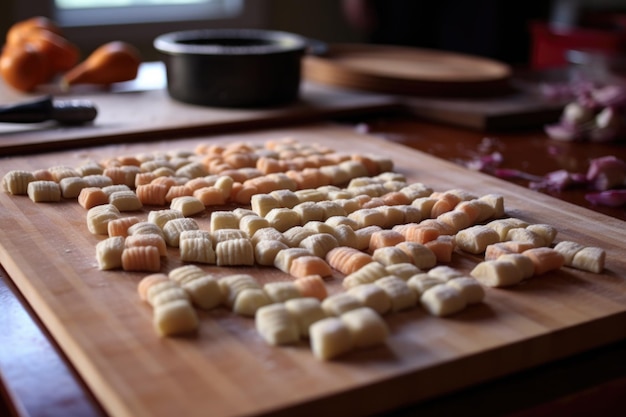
[0, 96, 98, 125]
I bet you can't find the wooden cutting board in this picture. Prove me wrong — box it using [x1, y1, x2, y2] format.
[0, 124, 624, 417]
[0, 67, 400, 156]
[303, 44, 513, 97]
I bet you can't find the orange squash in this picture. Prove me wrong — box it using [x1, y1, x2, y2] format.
[24, 30, 79, 73]
[6, 16, 62, 46]
[0, 43, 49, 92]
[62, 41, 141, 87]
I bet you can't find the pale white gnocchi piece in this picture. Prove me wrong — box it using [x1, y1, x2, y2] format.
[284, 297, 327, 337]
[170, 196, 205, 217]
[27, 180, 61, 203]
[263, 281, 302, 303]
[255, 303, 300, 346]
[340, 307, 389, 349]
[95, 236, 125, 270]
[309, 317, 354, 360]
[215, 238, 254, 266]
[374, 275, 417, 312]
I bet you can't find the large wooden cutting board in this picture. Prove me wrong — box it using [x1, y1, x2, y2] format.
[0, 124, 625, 417]
[0, 63, 400, 156]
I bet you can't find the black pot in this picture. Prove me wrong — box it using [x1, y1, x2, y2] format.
[154, 29, 310, 108]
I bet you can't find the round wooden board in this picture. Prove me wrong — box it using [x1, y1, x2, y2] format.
[303, 43, 513, 97]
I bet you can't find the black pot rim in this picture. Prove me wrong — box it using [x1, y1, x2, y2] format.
[154, 28, 308, 56]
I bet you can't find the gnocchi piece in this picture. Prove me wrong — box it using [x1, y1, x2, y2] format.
[571, 246, 606, 273]
[180, 236, 216, 264]
[211, 229, 248, 245]
[145, 280, 189, 307]
[78, 187, 109, 209]
[455, 225, 501, 254]
[293, 201, 326, 223]
[148, 209, 184, 230]
[325, 215, 359, 230]
[250, 193, 279, 217]
[2, 170, 35, 195]
[411, 197, 438, 218]
[135, 184, 168, 206]
[215, 238, 255, 266]
[121, 246, 161, 272]
[325, 246, 373, 275]
[289, 255, 333, 279]
[107, 216, 140, 237]
[59, 177, 87, 199]
[153, 299, 199, 337]
[407, 274, 444, 297]
[309, 317, 354, 360]
[372, 246, 412, 266]
[232, 288, 272, 316]
[348, 208, 386, 229]
[553, 240, 586, 265]
[321, 292, 364, 317]
[395, 241, 437, 269]
[168, 265, 221, 309]
[436, 210, 471, 234]
[340, 307, 389, 348]
[505, 228, 545, 248]
[368, 230, 405, 253]
[282, 226, 317, 247]
[302, 220, 335, 235]
[478, 193, 505, 218]
[137, 273, 169, 302]
[446, 277, 485, 304]
[95, 236, 125, 270]
[470, 260, 524, 287]
[484, 241, 537, 260]
[219, 274, 260, 308]
[270, 189, 300, 208]
[285, 297, 327, 337]
[342, 261, 388, 289]
[347, 283, 392, 315]
[522, 247, 565, 275]
[128, 221, 165, 238]
[125, 233, 168, 257]
[374, 275, 417, 312]
[263, 281, 302, 303]
[87, 204, 121, 235]
[274, 248, 312, 273]
[170, 196, 205, 217]
[353, 225, 382, 251]
[486, 218, 528, 241]
[293, 275, 328, 301]
[385, 262, 421, 280]
[239, 215, 270, 238]
[256, 303, 300, 346]
[251, 227, 287, 247]
[526, 224, 558, 246]
[27, 180, 61, 202]
[109, 190, 143, 211]
[162, 218, 199, 247]
[254, 239, 289, 266]
[497, 253, 535, 280]
[210, 211, 239, 231]
[265, 207, 301, 232]
[427, 265, 464, 281]
[299, 233, 339, 258]
[329, 224, 358, 248]
[420, 284, 467, 317]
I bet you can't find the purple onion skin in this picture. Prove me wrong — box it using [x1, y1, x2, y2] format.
[585, 190, 626, 207]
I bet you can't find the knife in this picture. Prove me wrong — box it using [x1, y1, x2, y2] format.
[0, 96, 98, 125]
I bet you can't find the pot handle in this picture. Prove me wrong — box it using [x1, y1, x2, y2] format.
[306, 38, 329, 57]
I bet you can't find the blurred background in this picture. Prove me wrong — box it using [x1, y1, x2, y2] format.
[1, 0, 626, 69]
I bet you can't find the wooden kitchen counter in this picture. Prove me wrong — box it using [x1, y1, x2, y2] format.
[0, 113, 625, 417]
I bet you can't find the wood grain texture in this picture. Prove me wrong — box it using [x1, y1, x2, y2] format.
[303, 44, 513, 97]
[0, 124, 624, 417]
[0, 80, 400, 156]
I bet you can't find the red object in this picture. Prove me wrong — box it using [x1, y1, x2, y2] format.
[530, 14, 626, 69]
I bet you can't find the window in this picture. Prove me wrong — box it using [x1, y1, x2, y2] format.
[54, 0, 245, 27]
[11, 0, 268, 58]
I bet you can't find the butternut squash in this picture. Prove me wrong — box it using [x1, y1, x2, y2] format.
[62, 41, 141, 87]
